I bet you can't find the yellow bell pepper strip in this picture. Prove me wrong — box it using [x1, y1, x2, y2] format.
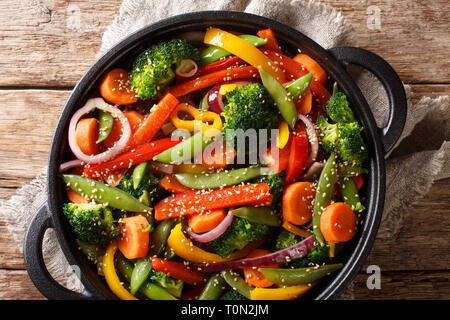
[204, 28, 286, 82]
[250, 282, 315, 300]
[219, 83, 243, 95]
[167, 223, 261, 263]
[102, 240, 138, 300]
[170, 103, 222, 134]
[276, 119, 290, 149]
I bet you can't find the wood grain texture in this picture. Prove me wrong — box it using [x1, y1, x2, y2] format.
[0, 0, 448, 86]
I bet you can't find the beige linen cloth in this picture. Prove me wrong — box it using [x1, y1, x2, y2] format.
[1, 0, 448, 299]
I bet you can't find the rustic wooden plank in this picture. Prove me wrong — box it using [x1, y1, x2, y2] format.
[0, 0, 448, 86]
[0, 269, 45, 300]
[351, 271, 450, 300]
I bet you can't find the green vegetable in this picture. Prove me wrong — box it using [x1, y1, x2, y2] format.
[338, 166, 368, 177]
[326, 92, 356, 124]
[148, 219, 176, 257]
[62, 174, 151, 213]
[153, 132, 214, 164]
[284, 72, 314, 100]
[219, 290, 249, 300]
[174, 167, 262, 189]
[312, 153, 338, 246]
[258, 66, 297, 129]
[76, 239, 105, 264]
[211, 217, 269, 258]
[221, 270, 253, 299]
[115, 253, 177, 300]
[130, 258, 152, 295]
[316, 116, 368, 165]
[229, 207, 280, 227]
[132, 161, 148, 190]
[258, 264, 343, 286]
[96, 110, 114, 144]
[62, 203, 120, 245]
[199, 34, 267, 65]
[198, 273, 227, 300]
[199, 91, 210, 111]
[149, 269, 184, 298]
[338, 176, 365, 213]
[222, 82, 278, 141]
[117, 171, 167, 206]
[255, 171, 285, 207]
[130, 39, 200, 100]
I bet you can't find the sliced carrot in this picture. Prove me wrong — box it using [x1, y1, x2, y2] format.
[154, 183, 272, 220]
[75, 118, 99, 156]
[130, 93, 179, 147]
[102, 110, 144, 149]
[99, 68, 138, 105]
[188, 209, 227, 234]
[293, 54, 328, 84]
[244, 249, 278, 288]
[295, 89, 313, 115]
[160, 175, 193, 193]
[257, 28, 281, 52]
[196, 140, 236, 170]
[320, 202, 357, 243]
[353, 175, 364, 191]
[117, 215, 150, 259]
[282, 182, 316, 225]
[66, 189, 89, 204]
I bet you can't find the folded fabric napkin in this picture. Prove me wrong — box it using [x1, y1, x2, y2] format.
[1, 0, 448, 299]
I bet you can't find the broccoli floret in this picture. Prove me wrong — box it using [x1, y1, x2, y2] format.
[222, 83, 278, 133]
[326, 92, 356, 123]
[220, 290, 248, 300]
[63, 203, 120, 245]
[130, 39, 200, 100]
[256, 172, 285, 206]
[211, 217, 269, 258]
[149, 269, 184, 297]
[316, 115, 368, 165]
[274, 230, 329, 268]
[118, 171, 168, 206]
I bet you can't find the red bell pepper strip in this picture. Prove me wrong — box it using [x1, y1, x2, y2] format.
[154, 183, 272, 220]
[151, 258, 207, 286]
[260, 49, 331, 108]
[129, 92, 180, 147]
[257, 28, 281, 53]
[176, 55, 246, 82]
[169, 65, 259, 97]
[263, 138, 292, 174]
[285, 133, 309, 184]
[84, 138, 181, 177]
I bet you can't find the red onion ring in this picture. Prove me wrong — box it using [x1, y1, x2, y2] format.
[207, 79, 256, 114]
[68, 98, 131, 164]
[301, 161, 325, 181]
[194, 235, 315, 272]
[298, 114, 319, 167]
[187, 213, 234, 243]
[58, 159, 83, 173]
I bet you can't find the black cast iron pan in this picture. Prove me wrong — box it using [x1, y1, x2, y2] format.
[23, 11, 407, 300]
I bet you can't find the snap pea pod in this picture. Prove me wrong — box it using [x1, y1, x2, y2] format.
[148, 218, 176, 257]
[258, 66, 297, 129]
[130, 258, 152, 295]
[153, 132, 214, 164]
[138, 190, 150, 206]
[132, 161, 148, 190]
[199, 91, 210, 111]
[284, 72, 314, 100]
[312, 153, 338, 246]
[221, 270, 253, 299]
[96, 110, 114, 144]
[76, 239, 105, 264]
[258, 264, 343, 286]
[62, 174, 152, 213]
[200, 34, 268, 65]
[174, 167, 262, 189]
[197, 273, 227, 300]
[116, 253, 177, 300]
[164, 246, 176, 260]
[338, 176, 365, 214]
[229, 207, 281, 226]
[338, 166, 368, 177]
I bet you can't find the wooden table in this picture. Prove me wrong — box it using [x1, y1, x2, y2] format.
[0, 0, 448, 299]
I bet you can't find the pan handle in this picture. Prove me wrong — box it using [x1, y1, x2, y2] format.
[328, 47, 407, 153]
[24, 204, 95, 300]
